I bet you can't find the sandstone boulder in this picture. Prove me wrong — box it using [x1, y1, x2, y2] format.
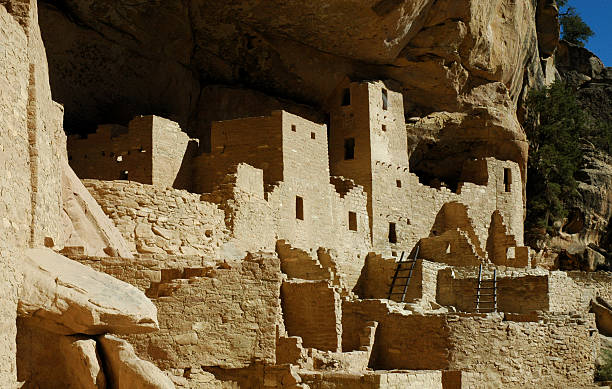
[59, 336, 107, 389]
[98, 335, 175, 389]
[18, 248, 158, 335]
[61, 160, 133, 258]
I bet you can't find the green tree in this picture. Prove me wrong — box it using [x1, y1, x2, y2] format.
[557, 0, 594, 46]
[525, 81, 587, 243]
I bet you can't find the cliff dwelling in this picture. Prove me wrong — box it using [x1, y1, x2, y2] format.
[2, 0, 612, 388]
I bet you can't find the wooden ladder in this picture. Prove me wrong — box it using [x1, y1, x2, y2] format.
[387, 246, 419, 302]
[475, 264, 497, 313]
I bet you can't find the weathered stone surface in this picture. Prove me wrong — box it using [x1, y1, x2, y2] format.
[18, 248, 158, 335]
[98, 335, 174, 389]
[59, 336, 107, 389]
[61, 160, 134, 258]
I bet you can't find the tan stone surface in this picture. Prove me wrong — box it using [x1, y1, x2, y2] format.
[61, 160, 133, 258]
[125, 254, 281, 371]
[18, 322, 105, 388]
[60, 336, 106, 389]
[99, 334, 174, 389]
[18, 248, 158, 335]
[281, 280, 342, 352]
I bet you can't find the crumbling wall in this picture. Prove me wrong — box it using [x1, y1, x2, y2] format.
[201, 163, 276, 255]
[558, 271, 612, 312]
[342, 300, 450, 370]
[370, 158, 524, 258]
[418, 229, 483, 267]
[354, 254, 422, 303]
[281, 280, 342, 352]
[193, 113, 284, 193]
[84, 179, 227, 256]
[447, 313, 598, 388]
[69, 120, 153, 184]
[126, 254, 282, 372]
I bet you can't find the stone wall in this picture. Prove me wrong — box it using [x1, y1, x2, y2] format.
[123, 254, 282, 372]
[342, 300, 450, 370]
[437, 268, 549, 313]
[69, 115, 194, 188]
[0, 1, 66, 385]
[0, 2, 30, 250]
[25, 0, 65, 249]
[343, 299, 597, 388]
[194, 113, 284, 193]
[447, 313, 598, 388]
[84, 179, 228, 256]
[299, 370, 443, 389]
[370, 158, 524, 258]
[281, 280, 342, 352]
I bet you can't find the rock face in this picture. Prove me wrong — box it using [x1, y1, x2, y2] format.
[38, 0, 542, 180]
[59, 337, 107, 389]
[98, 335, 175, 389]
[61, 160, 134, 258]
[18, 248, 158, 335]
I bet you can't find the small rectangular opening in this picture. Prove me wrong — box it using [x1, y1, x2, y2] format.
[291, 124, 296, 132]
[382, 89, 389, 110]
[382, 124, 387, 132]
[311, 132, 316, 139]
[503, 168, 511, 192]
[348, 211, 357, 231]
[388, 222, 397, 243]
[344, 138, 355, 160]
[341, 88, 351, 106]
[396, 179, 401, 188]
[296, 196, 304, 220]
[120, 170, 128, 180]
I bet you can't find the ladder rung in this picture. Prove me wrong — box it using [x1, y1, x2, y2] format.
[389, 292, 411, 295]
[475, 294, 496, 296]
[476, 287, 496, 289]
[474, 301, 497, 304]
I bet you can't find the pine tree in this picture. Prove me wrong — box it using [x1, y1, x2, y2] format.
[557, 0, 594, 46]
[525, 81, 586, 243]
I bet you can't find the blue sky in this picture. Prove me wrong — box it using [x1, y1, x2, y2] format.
[563, 0, 612, 66]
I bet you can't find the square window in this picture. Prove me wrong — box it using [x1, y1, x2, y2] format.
[344, 138, 355, 160]
[388, 222, 397, 243]
[382, 124, 387, 132]
[296, 196, 304, 220]
[311, 132, 316, 139]
[396, 180, 401, 188]
[341, 88, 351, 106]
[291, 124, 296, 132]
[382, 88, 389, 110]
[503, 168, 512, 192]
[348, 212, 357, 231]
